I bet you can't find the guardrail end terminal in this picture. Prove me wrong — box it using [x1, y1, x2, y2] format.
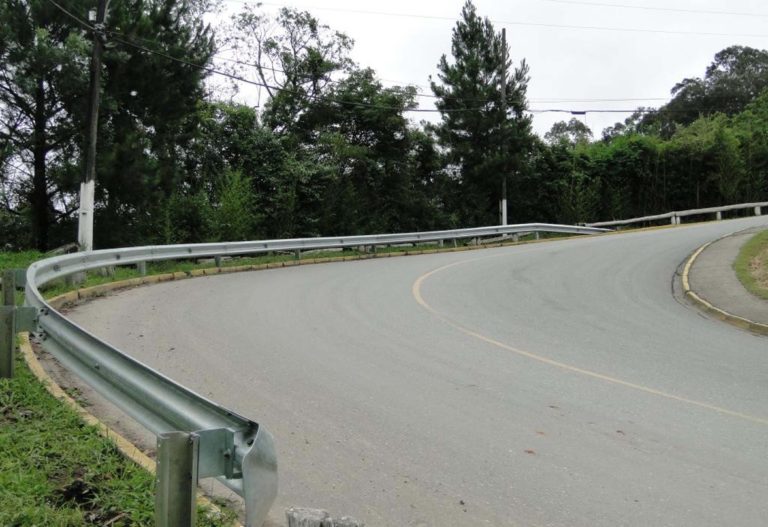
[242, 426, 278, 527]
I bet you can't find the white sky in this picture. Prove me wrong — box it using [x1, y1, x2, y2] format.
[211, 0, 768, 138]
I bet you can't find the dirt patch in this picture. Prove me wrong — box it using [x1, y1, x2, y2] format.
[748, 246, 768, 292]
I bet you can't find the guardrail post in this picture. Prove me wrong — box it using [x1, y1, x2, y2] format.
[755, 206, 762, 216]
[214, 255, 222, 268]
[535, 232, 540, 240]
[512, 234, 519, 243]
[716, 211, 722, 221]
[294, 250, 301, 261]
[670, 215, 677, 225]
[1, 270, 16, 379]
[137, 261, 147, 276]
[156, 431, 199, 527]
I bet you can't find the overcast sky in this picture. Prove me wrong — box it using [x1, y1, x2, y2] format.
[212, 0, 768, 138]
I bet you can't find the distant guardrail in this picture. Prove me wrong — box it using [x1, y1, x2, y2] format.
[4, 222, 607, 526]
[586, 202, 767, 228]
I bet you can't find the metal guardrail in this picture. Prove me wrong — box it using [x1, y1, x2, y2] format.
[586, 201, 767, 228]
[11, 222, 606, 526]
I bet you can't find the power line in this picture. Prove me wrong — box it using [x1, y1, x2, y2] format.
[104, 26, 671, 107]
[111, 35, 661, 114]
[542, 0, 768, 19]
[48, 0, 93, 30]
[46, 0, 694, 117]
[211, 52, 670, 104]
[47, 1, 446, 112]
[226, 0, 768, 39]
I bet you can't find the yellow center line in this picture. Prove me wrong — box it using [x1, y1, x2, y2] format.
[412, 257, 768, 426]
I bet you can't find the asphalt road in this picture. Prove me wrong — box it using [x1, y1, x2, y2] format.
[69, 217, 768, 527]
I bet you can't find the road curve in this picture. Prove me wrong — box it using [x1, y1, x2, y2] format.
[69, 217, 768, 527]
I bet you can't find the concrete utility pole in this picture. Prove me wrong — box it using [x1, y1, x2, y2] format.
[499, 27, 508, 226]
[78, 0, 110, 252]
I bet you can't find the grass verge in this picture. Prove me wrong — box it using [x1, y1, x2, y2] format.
[1, 253, 235, 526]
[0, 352, 234, 526]
[734, 229, 768, 301]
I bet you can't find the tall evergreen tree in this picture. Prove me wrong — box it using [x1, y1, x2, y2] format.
[0, 0, 91, 250]
[0, 0, 214, 250]
[430, 0, 532, 226]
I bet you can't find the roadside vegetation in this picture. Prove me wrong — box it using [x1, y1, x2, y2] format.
[0, 355, 235, 527]
[0, 255, 236, 527]
[734, 229, 768, 300]
[3, 1, 768, 254]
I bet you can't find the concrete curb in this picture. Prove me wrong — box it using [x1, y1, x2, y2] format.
[682, 240, 768, 336]
[18, 331, 241, 526]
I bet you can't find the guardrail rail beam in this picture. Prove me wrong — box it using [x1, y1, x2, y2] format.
[23, 221, 605, 524]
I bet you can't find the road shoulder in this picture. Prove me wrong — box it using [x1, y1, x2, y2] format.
[684, 227, 768, 335]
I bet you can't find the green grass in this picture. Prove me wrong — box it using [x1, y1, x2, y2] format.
[0, 250, 44, 272]
[734, 229, 768, 301]
[0, 355, 234, 526]
[1, 253, 235, 526]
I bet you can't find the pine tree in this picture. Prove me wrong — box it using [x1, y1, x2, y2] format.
[430, 0, 532, 226]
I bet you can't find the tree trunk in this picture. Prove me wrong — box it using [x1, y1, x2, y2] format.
[32, 76, 49, 251]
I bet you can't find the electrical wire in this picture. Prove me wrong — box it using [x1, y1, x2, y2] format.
[105, 34, 504, 113]
[226, 0, 768, 39]
[46, 0, 688, 116]
[542, 0, 768, 19]
[211, 53, 669, 104]
[48, 0, 93, 30]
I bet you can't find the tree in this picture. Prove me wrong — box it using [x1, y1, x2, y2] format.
[430, 0, 532, 226]
[301, 68, 449, 234]
[545, 118, 593, 146]
[731, 90, 768, 201]
[639, 46, 768, 137]
[93, 0, 215, 248]
[222, 5, 354, 135]
[212, 169, 255, 241]
[0, 0, 91, 250]
[0, 0, 215, 250]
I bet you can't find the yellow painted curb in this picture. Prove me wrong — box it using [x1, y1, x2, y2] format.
[682, 241, 768, 336]
[19, 331, 242, 526]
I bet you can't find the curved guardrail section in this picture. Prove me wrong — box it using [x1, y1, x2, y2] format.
[586, 202, 767, 228]
[22, 222, 607, 526]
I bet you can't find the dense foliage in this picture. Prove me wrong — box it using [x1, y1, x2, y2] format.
[1, 0, 766, 250]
